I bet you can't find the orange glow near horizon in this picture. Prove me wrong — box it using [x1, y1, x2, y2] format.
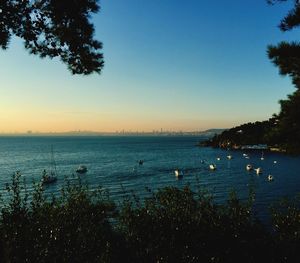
[0, 0, 294, 134]
[0, 107, 242, 133]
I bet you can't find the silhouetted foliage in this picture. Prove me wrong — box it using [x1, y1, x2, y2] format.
[276, 89, 300, 151]
[118, 186, 268, 263]
[0, 172, 120, 262]
[270, 194, 300, 262]
[267, 0, 300, 87]
[268, 1, 300, 153]
[0, 173, 299, 262]
[268, 42, 300, 87]
[203, 117, 282, 148]
[0, 0, 104, 74]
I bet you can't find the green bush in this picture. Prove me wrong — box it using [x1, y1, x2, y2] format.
[118, 187, 272, 263]
[0, 174, 299, 262]
[0, 173, 120, 262]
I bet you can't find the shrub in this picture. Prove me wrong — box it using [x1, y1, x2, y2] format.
[118, 186, 271, 263]
[0, 174, 299, 262]
[0, 173, 120, 263]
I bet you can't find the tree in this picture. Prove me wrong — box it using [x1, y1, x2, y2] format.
[0, 0, 104, 75]
[276, 89, 300, 152]
[266, 1, 300, 152]
[267, 0, 300, 87]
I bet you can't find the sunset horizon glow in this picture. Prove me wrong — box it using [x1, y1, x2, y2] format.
[0, 0, 297, 133]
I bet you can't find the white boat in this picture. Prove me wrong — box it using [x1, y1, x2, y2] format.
[209, 164, 217, 170]
[216, 157, 221, 161]
[268, 175, 274, 181]
[174, 169, 183, 178]
[241, 144, 268, 150]
[76, 165, 88, 174]
[246, 164, 253, 171]
[273, 160, 277, 164]
[227, 155, 232, 160]
[254, 167, 262, 175]
[260, 151, 264, 160]
[41, 146, 57, 185]
[243, 153, 248, 157]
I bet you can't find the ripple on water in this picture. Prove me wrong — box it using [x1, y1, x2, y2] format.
[0, 136, 299, 221]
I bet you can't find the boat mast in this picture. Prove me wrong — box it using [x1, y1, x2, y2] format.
[50, 145, 57, 175]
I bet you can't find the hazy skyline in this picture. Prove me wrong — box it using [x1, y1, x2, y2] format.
[0, 0, 297, 133]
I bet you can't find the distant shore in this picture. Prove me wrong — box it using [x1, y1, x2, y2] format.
[0, 128, 226, 137]
[198, 141, 287, 153]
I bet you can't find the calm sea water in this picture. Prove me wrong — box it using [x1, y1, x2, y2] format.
[0, 136, 299, 218]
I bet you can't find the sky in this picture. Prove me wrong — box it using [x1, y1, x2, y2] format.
[0, 0, 299, 133]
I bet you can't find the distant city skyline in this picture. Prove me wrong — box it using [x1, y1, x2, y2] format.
[0, 0, 297, 133]
[0, 128, 225, 137]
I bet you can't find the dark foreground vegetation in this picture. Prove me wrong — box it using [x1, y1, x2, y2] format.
[0, 173, 299, 262]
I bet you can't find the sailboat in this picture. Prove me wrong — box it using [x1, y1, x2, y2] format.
[41, 146, 58, 185]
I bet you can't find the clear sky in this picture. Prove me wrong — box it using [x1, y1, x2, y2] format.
[0, 0, 298, 133]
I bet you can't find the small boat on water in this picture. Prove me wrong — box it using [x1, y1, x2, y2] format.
[254, 167, 262, 175]
[227, 155, 232, 160]
[138, 160, 144, 165]
[273, 160, 277, 164]
[42, 171, 57, 185]
[209, 164, 217, 170]
[76, 165, 88, 174]
[243, 153, 248, 157]
[174, 169, 183, 178]
[261, 151, 264, 161]
[241, 144, 268, 150]
[246, 164, 253, 171]
[41, 146, 57, 185]
[216, 157, 221, 161]
[268, 175, 274, 181]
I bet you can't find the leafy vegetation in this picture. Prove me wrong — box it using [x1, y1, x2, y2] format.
[0, 173, 119, 262]
[266, 0, 300, 153]
[267, 0, 300, 87]
[0, 173, 299, 262]
[0, 0, 104, 74]
[202, 117, 278, 148]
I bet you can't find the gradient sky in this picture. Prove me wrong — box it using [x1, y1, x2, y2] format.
[0, 0, 298, 133]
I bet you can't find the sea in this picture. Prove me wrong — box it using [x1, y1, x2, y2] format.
[0, 135, 299, 220]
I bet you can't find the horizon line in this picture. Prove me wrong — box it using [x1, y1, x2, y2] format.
[0, 128, 226, 136]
